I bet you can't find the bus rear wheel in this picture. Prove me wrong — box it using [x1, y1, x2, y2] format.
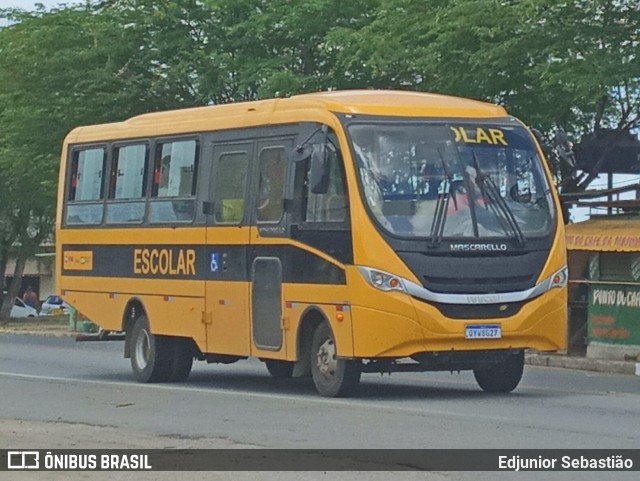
[130, 315, 171, 383]
[310, 322, 361, 397]
[168, 338, 194, 382]
[265, 359, 294, 378]
[473, 350, 524, 393]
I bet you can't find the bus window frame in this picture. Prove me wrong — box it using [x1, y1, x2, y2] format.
[211, 142, 253, 227]
[63, 143, 109, 228]
[254, 142, 291, 227]
[105, 140, 150, 226]
[147, 135, 201, 226]
[292, 130, 351, 233]
[62, 135, 203, 229]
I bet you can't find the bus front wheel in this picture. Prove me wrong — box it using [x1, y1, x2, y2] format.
[130, 315, 171, 383]
[310, 322, 361, 397]
[473, 350, 524, 393]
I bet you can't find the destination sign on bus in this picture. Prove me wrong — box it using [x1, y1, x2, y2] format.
[450, 126, 508, 146]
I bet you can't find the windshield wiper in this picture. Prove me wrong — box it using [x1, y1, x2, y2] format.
[472, 153, 527, 247]
[429, 150, 455, 247]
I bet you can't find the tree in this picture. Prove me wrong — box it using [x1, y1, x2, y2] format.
[0, 2, 191, 321]
[331, 0, 640, 190]
[532, 0, 640, 192]
[187, 0, 379, 101]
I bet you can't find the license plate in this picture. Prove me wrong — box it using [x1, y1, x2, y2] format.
[465, 324, 501, 339]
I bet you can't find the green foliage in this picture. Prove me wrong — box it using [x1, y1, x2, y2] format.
[194, 0, 380, 100]
[332, 0, 639, 137]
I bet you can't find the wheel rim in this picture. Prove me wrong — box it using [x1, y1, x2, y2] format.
[134, 329, 151, 370]
[316, 338, 337, 379]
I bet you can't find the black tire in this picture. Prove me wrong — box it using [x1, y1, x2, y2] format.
[310, 321, 361, 397]
[265, 359, 294, 378]
[473, 351, 524, 393]
[130, 315, 171, 383]
[167, 338, 194, 382]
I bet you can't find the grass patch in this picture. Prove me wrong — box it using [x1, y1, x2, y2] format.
[0, 314, 72, 334]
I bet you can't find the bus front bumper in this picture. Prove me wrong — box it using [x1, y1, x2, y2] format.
[350, 286, 567, 359]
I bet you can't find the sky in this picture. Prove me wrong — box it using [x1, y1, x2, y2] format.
[0, 1, 63, 8]
[0, 0, 64, 24]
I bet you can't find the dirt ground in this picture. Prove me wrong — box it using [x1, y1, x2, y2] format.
[1, 418, 247, 480]
[1, 419, 439, 481]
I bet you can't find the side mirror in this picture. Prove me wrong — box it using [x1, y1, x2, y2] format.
[309, 146, 330, 194]
[531, 128, 544, 146]
[289, 144, 313, 163]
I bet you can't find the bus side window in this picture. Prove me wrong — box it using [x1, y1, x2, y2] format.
[105, 143, 148, 224]
[148, 139, 198, 223]
[256, 146, 286, 224]
[65, 147, 106, 226]
[214, 151, 249, 224]
[305, 134, 348, 224]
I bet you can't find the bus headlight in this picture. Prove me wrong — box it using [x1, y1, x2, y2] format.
[549, 266, 568, 289]
[358, 267, 406, 293]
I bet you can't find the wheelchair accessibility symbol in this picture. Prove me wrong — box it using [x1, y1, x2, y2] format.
[210, 253, 220, 273]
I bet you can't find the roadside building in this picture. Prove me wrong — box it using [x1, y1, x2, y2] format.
[566, 216, 640, 362]
[2, 244, 55, 304]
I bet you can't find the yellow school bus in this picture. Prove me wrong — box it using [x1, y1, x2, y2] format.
[56, 90, 567, 397]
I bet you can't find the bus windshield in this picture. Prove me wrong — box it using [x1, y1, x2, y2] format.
[347, 121, 555, 241]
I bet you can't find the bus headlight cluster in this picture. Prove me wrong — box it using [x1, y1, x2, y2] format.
[358, 267, 406, 292]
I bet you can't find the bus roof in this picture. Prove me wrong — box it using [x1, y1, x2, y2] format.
[293, 90, 508, 116]
[65, 90, 510, 144]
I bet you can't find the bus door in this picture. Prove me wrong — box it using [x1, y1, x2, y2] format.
[204, 141, 253, 356]
[249, 139, 293, 357]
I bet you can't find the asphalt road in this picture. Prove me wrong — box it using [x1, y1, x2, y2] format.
[1, 334, 639, 480]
